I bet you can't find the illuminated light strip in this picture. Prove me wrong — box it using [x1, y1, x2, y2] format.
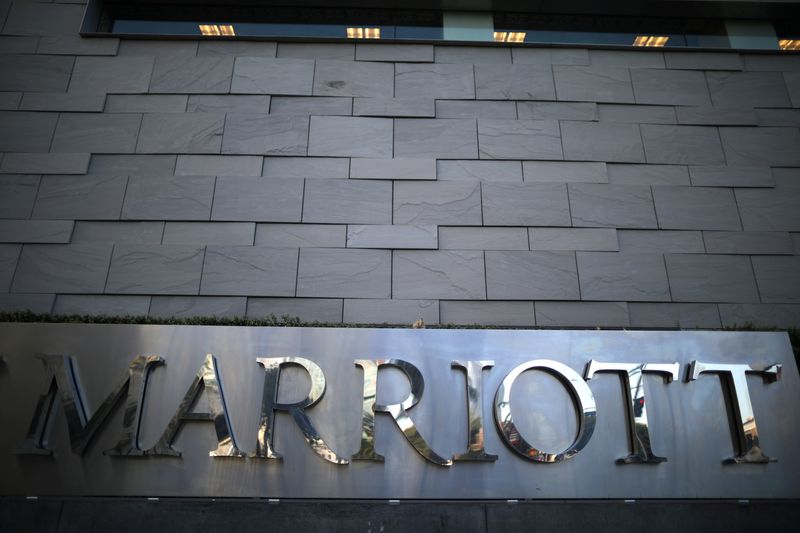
[494, 31, 526, 43]
[779, 39, 800, 50]
[633, 35, 669, 47]
[199, 24, 236, 36]
[346, 27, 381, 39]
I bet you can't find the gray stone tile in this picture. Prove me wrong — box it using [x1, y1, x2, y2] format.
[535, 301, 630, 327]
[569, 184, 657, 229]
[33, 174, 127, 220]
[69, 56, 154, 94]
[212, 176, 304, 222]
[663, 52, 742, 70]
[106, 245, 205, 295]
[755, 108, 800, 127]
[137, 113, 224, 154]
[308, 116, 392, 158]
[303, 179, 391, 224]
[393, 250, 485, 299]
[347, 224, 437, 249]
[0, 111, 58, 152]
[149, 296, 246, 318]
[344, 299, 439, 325]
[517, 101, 598, 121]
[689, 165, 773, 187]
[350, 158, 435, 180]
[529, 228, 618, 251]
[720, 127, 800, 166]
[20, 93, 107, 112]
[704, 231, 793, 255]
[482, 182, 570, 226]
[0, 35, 38, 54]
[617, 230, 705, 253]
[475, 64, 555, 100]
[742, 54, 800, 72]
[736, 187, 800, 231]
[675, 107, 758, 126]
[356, 44, 433, 62]
[394, 119, 478, 159]
[652, 186, 741, 231]
[523, 161, 607, 184]
[478, 119, 562, 160]
[3, 3, 83, 36]
[629, 303, 722, 328]
[785, 72, 800, 108]
[89, 155, 175, 176]
[436, 46, 511, 64]
[577, 252, 670, 302]
[0, 220, 73, 243]
[269, 96, 352, 116]
[606, 164, 690, 186]
[554, 66, 634, 103]
[0, 92, 21, 111]
[0, 244, 20, 292]
[436, 100, 517, 119]
[512, 48, 589, 66]
[719, 303, 800, 328]
[0, 175, 38, 218]
[0, 55, 73, 92]
[0, 152, 87, 176]
[589, 50, 665, 68]
[117, 40, 198, 59]
[51, 113, 141, 154]
[641, 124, 725, 165]
[36, 36, 118, 56]
[752, 256, 800, 303]
[197, 41, 277, 57]
[12, 243, 112, 294]
[706, 71, 792, 108]
[231, 57, 314, 95]
[247, 297, 343, 323]
[439, 227, 529, 250]
[54, 295, 151, 317]
[353, 97, 435, 118]
[105, 95, 187, 113]
[394, 181, 481, 225]
[122, 176, 214, 221]
[486, 250, 579, 300]
[631, 69, 710, 106]
[313, 60, 394, 97]
[201, 246, 298, 296]
[223, 114, 309, 156]
[297, 248, 390, 298]
[793, 233, 800, 254]
[255, 224, 345, 248]
[0, 293, 54, 313]
[441, 301, 535, 326]
[395, 63, 475, 99]
[175, 155, 262, 177]
[665, 254, 760, 303]
[71, 222, 164, 244]
[162, 222, 255, 245]
[277, 43, 354, 60]
[596, 104, 677, 124]
[262, 157, 349, 179]
[187, 95, 269, 113]
[561, 121, 645, 163]
[436, 160, 522, 182]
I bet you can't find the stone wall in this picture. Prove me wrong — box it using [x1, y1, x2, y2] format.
[1, 0, 799, 327]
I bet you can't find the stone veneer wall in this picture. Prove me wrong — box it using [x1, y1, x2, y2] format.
[1, 0, 799, 328]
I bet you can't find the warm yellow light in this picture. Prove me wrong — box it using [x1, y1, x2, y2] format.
[779, 39, 800, 50]
[346, 27, 381, 39]
[199, 24, 235, 36]
[494, 31, 526, 43]
[633, 35, 670, 47]
[219, 25, 235, 36]
[494, 31, 507, 42]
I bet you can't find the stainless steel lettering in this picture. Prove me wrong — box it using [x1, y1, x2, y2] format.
[252, 356, 347, 465]
[688, 361, 781, 464]
[351, 359, 452, 466]
[147, 354, 245, 458]
[585, 360, 679, 464]
[451, 360, 497, 462]
[495, 359, 597, 463]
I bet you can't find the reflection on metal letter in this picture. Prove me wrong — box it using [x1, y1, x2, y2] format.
[585, 360, 679, 464]
[252, 356, 347, 465]
[689, 361, 781, 464]
[17, 354, 163, 456]
[452, 360, 497, 462]
[352, 359, 452, 466]
[495, 359, 597, 463]
[147, 354, 245, 458]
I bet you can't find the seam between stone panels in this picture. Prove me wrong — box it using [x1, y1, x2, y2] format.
[662, 253, 674, 302]
[47, 112, 61, 152]
[478, 181, 484, 226]
[714, 125, 727, 166]
[556, 120, 565, 171]
[119, 175, 130, 220]
[749, 255, 764, 303]
[293, 247, 301, 297]
[102, 244, 115, 293]
[482, 250, 488, 300]
[714, 302, 724, 326]
[650, 185, 661, 229]
[392, 62, 396, 98]
[472, 63, 477, 100]
[133, 109, 147, 155]
[573, 250, 582, 300]
[146, 56, 156, 93]
[565, 182, 574, 228]
[7, 244, 23, 293]
[389, 250, 393, 299]
[390, 180, 394, 224]
[197, 245, 207, 296]
[311, 59, 317, 97]
[526, 227, 531, 251]
[158, 220, 166, 244]
[299, 177, 307, 224]
[63, 56, 77, 93]
[30, 174, 44, 219]
[637, 123, 649, 164]
[208, 176, 218, 223]
[700, 230, 708, 253]
[304, 114, 311, 156]
[731, 186, 745, 231]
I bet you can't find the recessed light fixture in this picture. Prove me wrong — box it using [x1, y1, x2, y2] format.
[633, 35, 669, 47]
[346, 27, 380, 39]
[199, 24, 235, 36]
[779, 39, 800, 50]
[494, 31, 526, 43]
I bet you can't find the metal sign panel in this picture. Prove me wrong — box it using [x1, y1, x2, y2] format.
[0, 323, 798, 499]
